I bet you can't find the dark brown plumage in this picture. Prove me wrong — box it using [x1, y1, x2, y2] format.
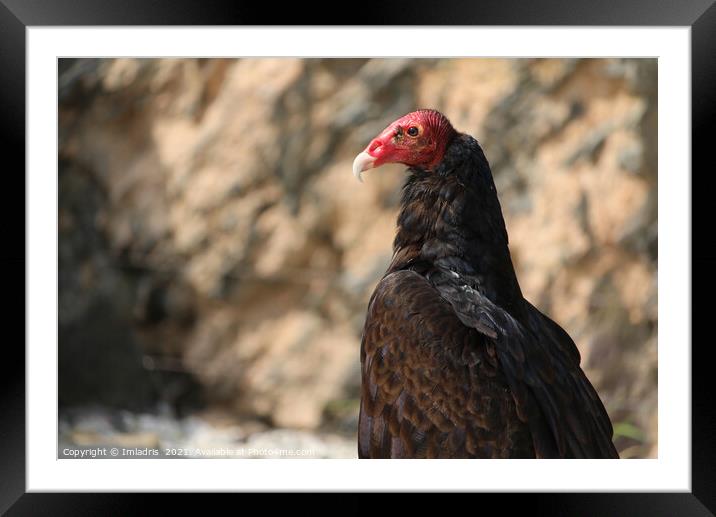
[354, 110, 618, 459]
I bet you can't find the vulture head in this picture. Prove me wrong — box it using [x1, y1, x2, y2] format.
[352, 109, 458, 181]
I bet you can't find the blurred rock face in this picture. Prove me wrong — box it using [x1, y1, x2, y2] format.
[59, 58, 657, 457]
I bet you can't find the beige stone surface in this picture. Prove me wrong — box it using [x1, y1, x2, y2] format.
[59, 58, 657, 457]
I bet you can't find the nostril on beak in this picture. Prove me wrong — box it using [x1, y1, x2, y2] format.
[368, 140, 383, 155]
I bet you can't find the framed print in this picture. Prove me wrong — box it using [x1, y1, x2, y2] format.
[2, 0, 714, 513]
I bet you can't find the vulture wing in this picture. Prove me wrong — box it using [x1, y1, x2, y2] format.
[428, 267, 619, 458]
[358, 269, 535, 458]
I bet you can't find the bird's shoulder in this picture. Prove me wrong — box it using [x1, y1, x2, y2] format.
[363, 269, 481, 368]
[359, 269, 533, 458]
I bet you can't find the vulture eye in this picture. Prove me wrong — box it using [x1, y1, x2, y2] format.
[407, 126, 419, 137]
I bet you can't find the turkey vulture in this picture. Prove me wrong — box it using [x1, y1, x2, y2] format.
[353, 109, 618, 459]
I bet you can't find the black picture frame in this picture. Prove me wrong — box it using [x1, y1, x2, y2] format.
[2, 1, 713, 514]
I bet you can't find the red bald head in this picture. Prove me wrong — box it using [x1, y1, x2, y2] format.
[353, 109, 457, 181]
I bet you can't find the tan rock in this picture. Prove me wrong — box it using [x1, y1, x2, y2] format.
[59, 58, 658, 457]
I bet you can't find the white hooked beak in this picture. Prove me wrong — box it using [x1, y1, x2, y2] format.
[352, 151, 376, 183]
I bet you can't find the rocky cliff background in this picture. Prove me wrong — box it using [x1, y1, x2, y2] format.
[58, 58, 657, 458]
